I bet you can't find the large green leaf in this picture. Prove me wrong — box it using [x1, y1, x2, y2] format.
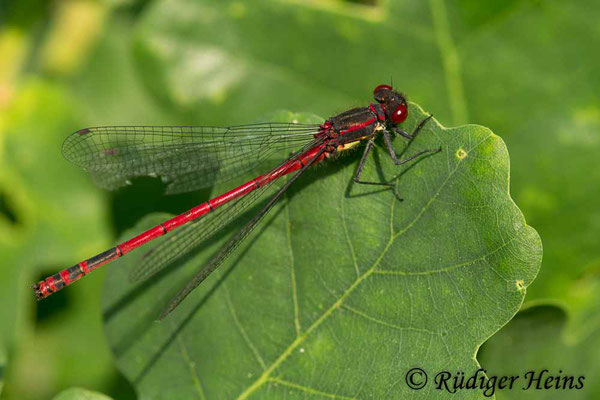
[103, 105, 541, 398]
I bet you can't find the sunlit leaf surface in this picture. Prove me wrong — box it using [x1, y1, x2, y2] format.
[104, 105, 541, 399]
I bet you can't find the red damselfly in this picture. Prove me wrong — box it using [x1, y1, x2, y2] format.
[33, 85, 440, 318]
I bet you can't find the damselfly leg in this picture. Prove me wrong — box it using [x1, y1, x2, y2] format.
[352, 115, 441, 200]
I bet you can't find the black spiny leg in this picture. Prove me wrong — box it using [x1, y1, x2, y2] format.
[392, 113, 433, 140]
[385, 113, 441, 167]
[382, 130, 441, 166]
[352, 114, 441, 201]
[352, 137, 404, 200]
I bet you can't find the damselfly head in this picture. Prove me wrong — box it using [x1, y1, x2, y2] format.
[373, 84, 394, 102]
[372, 84, 408, 124]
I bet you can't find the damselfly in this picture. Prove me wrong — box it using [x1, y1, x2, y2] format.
[33, 85, 440, 318]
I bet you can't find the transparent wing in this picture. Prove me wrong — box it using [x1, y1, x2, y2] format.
[129, 138, 324, 283]
[62, 123, 320, 194]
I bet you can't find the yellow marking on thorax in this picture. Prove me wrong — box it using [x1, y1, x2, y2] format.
[337, 140, 362, 152]
[336, 123, 383, 153]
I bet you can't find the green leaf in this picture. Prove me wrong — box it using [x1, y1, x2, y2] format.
[51, 388, 113, 400]
[103, 105, 541, 399]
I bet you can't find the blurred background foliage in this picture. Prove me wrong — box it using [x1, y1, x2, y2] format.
[0, 0, 598, 399]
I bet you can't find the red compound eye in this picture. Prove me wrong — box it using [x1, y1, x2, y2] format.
[373, 84, 393, 95]
[391, 103, 408, 123]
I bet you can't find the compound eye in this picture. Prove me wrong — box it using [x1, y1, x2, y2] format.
[373, 84, 393, 96]
[391, 103, 408, 123]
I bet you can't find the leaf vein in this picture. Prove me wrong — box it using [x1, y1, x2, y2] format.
[285, 191, 302, 337]
[342, 304, 438, 336]
[224, 284, 267, 370]
[173, 323, 206, 400]
[375, 233, 519, 277]
[340, 184, 360, 277]
[267, 377, 358, 400]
